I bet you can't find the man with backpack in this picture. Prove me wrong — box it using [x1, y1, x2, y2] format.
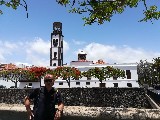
[24, 74, 64, 120]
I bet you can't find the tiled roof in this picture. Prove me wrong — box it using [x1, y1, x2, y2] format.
[0, 63, 17, 70]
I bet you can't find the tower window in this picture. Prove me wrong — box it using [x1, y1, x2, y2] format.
[54, 52, 57, 59]
[53, 63, 56, 66]
[53, 39, 58, 47]
[61, 41, 63, 47]
[61, 53, 63, 60]
[78, 54, 86, 60]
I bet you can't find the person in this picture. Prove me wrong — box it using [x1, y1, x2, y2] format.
[24, 74, 64, 120]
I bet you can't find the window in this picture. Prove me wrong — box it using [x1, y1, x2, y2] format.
[54, 52, 57, 59]
[113, 83, 118, 87]
[59, 82, 63, 85]
[126, 70, 131, 79]
[127, 83, 132, 87]
[76, 82, 80, 85]
[53, 63, 56, 66]
[53, 39, 58, 47]
[29, 83, 32, 86]
[61, 53, 63, 60]
[86, 82, 90, 85]
[61, 41, 63, 47]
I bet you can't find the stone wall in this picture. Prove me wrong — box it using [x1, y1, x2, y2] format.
[0, 88, 152, 109]
[147, 89, 160, 106]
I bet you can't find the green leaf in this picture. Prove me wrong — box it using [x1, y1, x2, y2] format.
[0, 1, 6, 5]
[5, 2, 11, 7]
[0, 10, 3, 15]
[11, 4, 17, 10]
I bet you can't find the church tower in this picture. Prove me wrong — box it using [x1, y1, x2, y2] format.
[50, 22, 63, 66]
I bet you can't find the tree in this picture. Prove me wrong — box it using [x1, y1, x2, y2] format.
[52, 66, 82, 88]
[0, 67, 48, 88]
[1, 0, 160, 25]
[137, 60, 153, 86]
[0, 68, 31, 88]
[82, 66, 125, 83]
[137, 57, 160, 87]
[0, 0, 28, 17]
[57, 0, 160, 25]
[0, 66, 125, 88]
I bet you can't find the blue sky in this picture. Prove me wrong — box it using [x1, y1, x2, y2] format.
[0, 0, 160, 67]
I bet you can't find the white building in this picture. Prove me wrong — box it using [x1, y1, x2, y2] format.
[18, 61, 139, 88]
[18, 22, 140, 89]
[18, 50, 139, 89]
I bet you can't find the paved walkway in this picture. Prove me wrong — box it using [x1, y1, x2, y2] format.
[0, 104, 160, 119]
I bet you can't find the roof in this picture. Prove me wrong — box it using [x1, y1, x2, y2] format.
[78, 51, 87, 55]
[0, 63, 17, 71]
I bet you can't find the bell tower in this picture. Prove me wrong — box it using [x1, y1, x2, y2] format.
[78, 51, 87, 61]
[50, 22, 63, 66]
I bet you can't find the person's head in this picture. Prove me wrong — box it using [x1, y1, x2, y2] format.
[44, 74, 55, 88]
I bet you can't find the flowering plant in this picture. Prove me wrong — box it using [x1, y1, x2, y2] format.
[0, 65, 125, 87]
[52, 66, 82, 80]
[82, 66, 125, 82]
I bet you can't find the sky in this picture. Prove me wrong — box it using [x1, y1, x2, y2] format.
[0, 0, 160, 67]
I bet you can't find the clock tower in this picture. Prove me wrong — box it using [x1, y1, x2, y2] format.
[50, 22, 63, 66]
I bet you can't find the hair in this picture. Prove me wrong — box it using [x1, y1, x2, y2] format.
[44, 74, 55, 80]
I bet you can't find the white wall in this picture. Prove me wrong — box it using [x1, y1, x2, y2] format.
[0, 78, 20, 88]
[19, 82, 40, 89]
[52, 79, 139, 88]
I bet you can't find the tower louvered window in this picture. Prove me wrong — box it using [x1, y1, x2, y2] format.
[53, 39, 58, 47]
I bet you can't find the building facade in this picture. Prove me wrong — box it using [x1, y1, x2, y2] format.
[18, 22, 140, 89]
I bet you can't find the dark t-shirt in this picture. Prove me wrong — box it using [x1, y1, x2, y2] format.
[29, 87, 63, 120]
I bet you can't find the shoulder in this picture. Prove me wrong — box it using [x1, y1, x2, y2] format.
[31, 88, 41, 96]
[53, 87, 59, 93]
[28, 88, 40, 99]
[54, 88, 59, 92]
[34, 88, 40, 93]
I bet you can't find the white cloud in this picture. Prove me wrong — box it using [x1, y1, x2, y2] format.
[63, 40, 69, 54]
[1, 39, 160, 66]
[26, 37, 50, 55]
[4, 41, 18, 49]
[0, 40, 18, 63]
[76, 42, 160, 63]
[25, 38, 69, 66]
[14, 62, 32, 67]
[0, 38, 70, 66]
[72, 39, 86, 45]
